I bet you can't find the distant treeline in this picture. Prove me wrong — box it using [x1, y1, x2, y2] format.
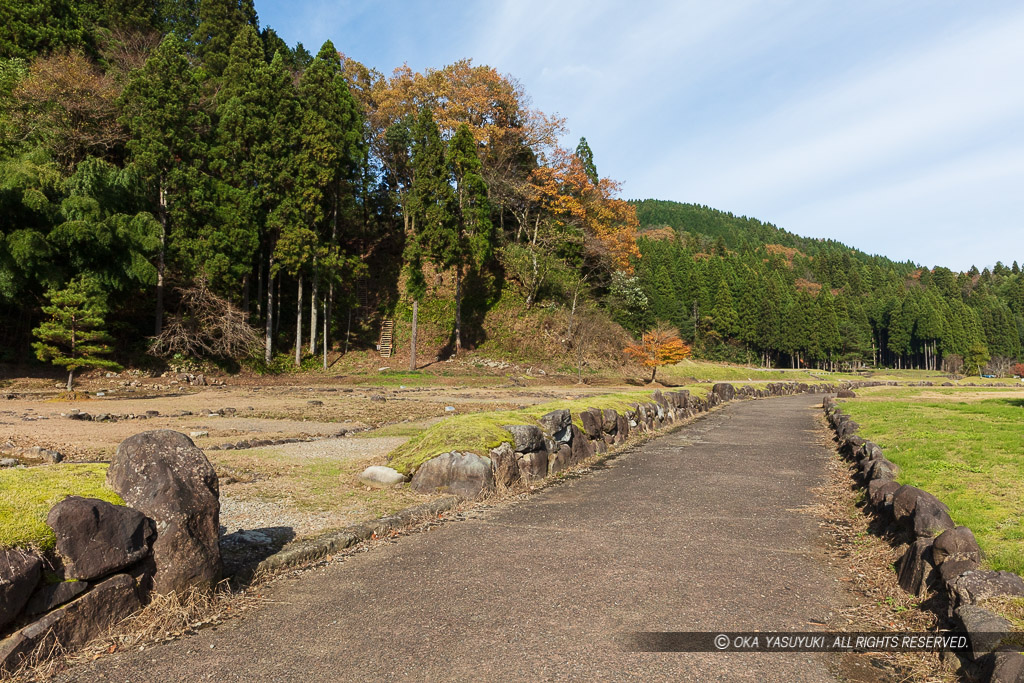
[629, 200, 1023, 373]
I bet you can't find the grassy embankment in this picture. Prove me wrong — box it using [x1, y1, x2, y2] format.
[839, 385, 1024, 575]
[387, 386, 713, 475]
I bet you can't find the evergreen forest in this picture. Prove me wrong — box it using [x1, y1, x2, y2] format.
[1, 0, 1021, 377]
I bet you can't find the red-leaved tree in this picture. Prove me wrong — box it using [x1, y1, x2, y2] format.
[624, 325, 691, 383]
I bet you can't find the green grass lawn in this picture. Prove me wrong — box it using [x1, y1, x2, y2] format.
[659, 360, 831, 383]
[0, 464, 122, 550]
[839, 388, 1024, 575]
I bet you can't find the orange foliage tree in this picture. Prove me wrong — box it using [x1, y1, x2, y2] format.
[624, 325, 691, 383]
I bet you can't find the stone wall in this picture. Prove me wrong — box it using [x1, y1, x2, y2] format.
[824, 396, 1024, 683]
[409, 381, 837, 499]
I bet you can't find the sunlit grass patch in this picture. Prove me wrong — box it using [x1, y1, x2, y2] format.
[0, 464, 122, 550]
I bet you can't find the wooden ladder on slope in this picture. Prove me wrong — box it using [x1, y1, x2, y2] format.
[378, 319, 394, 358]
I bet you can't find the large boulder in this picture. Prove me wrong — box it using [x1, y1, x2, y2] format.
[956, 605, 1013, 661]
[538, 410, 572, 443]
[107, 430, 222, 595]
[517, 451, 548, 480]
[548, 444, 574, 475]
[932, 527, 982, 565]
[711, 383, 735, 402]
[410, 452, 494, 499]
[579, 409, 603, 440]
[503, 425, 545, 453]
[951, 570, 1024, 607]
[867, 479, 900, 510]
[615, 413, 630, 444]
[0, 549, 42, 631]
[488, 443, 519, 488]
[892, 485, 947, 525]
[46, 496, 155, 581]
[570, 424, 594, 464]
[601, 410, 619, 434]
[911, 497, 955, 538]
[897, 538, 937, 597]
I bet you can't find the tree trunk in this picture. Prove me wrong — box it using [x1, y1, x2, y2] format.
[454, 267, 462, 355]
[650, 366, 657, 383]
[256, 253, 263, 319]
[66, 368, 74, 392]
[322, 296, 327, 370]
[242, 273, 250, 321]
[344, 309, 351, 354]
[295, 274, 303, 367]
[265, 259, 274, 364]
[155, 183, 167, 336]
[274, 276, 281, 336]
[309, 265, 318, 354]
[409, 299, 418, 371]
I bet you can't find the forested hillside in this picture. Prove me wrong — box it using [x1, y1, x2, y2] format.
[0, 1, 1020, 379]
[630, 200, 1023, 374]
[0, 0, 638, 377]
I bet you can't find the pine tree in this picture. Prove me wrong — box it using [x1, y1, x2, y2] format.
[33, 275, 120, 390]
[257, 51, 301, 363]
[446, 123, 494, 353]
[195, 0, 259, 78]
[575, 136, 598, 186]
[119, 32, 209, 336]
[204, 25, 264, 295]
[293, 40, 366, 359]
[409, 106, 456, 350]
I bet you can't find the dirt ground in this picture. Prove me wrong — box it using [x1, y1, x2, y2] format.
[0, 365, 645, 543]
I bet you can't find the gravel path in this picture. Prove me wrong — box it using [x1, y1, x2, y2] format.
[67, 395, 869, 682]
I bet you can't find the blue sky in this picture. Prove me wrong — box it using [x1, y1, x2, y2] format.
[255, 1, 1024, 271]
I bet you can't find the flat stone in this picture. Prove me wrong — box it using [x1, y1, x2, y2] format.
[358, 466, 406, 488]
[0, 574, 140, 674]
[47, 496, 155, 580]
[24, 580, 89, 617]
